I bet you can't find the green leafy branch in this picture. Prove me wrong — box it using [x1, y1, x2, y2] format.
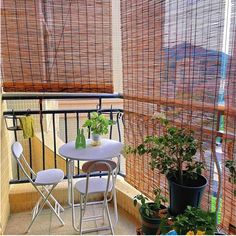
[83, 112, 115, 135]
[173, 206, 216, 235]
[133, 188, 167, 218]
[128, 116, 205, 185]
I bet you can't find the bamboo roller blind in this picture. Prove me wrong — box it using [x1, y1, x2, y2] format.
[121, 0, 235, 233]
[1, 0, 113, 93]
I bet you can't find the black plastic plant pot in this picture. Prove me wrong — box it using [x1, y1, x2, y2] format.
[139, 203, 166, 235]
[168, 174, 208, 216]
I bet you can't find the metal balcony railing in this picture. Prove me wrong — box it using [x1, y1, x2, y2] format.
[2, 93, 124, 184]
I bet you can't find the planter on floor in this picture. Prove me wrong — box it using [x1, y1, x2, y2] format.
[168, 173, 208, 216]
[139, 203, 167, 235]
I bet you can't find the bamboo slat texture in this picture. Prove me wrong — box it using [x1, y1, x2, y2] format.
[121, 0, 235, 233]
[1, 0, 113, 93]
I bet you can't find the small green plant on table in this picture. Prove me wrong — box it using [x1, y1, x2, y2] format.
[83, 111, 115, 145]
[83, 111, 115, 135]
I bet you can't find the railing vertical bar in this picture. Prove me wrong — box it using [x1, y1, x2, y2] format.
[76, 112, 80, 175]
[52, 113, 57, 168]
[116, 113, 122, 142]
[109, 106, 113, 139]
[76, 112, 79, 130]
[29, 138, 33, 178]
[39, 99, 45, 170]
[98, 98, 102, 109]
[87, 112, 91, 138]
[64, 113, 68, 143]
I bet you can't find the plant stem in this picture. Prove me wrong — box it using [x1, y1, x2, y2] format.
[177, 151, 183, 185]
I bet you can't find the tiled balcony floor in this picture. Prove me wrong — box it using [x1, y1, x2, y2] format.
[5, 203, 138, 235]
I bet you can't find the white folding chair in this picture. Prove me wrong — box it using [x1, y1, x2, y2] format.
[73, 160, 117, 235]
[11, 142, 65, 233]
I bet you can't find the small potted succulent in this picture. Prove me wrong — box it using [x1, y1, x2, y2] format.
[129, 114, 207, 216]
[133, 188, 168, 235]
[83, 112, 115, 146]
[161, 206, 216, 235]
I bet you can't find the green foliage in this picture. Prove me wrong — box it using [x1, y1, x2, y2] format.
[225, 160, 236, 196]
[129, 117, 205, 185]
[133, 188, 167, 218]
[173, 206, 216, 235]
[83, 112, 115, 135]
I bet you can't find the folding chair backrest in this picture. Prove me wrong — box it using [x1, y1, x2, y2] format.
[82, 160, 117, 173]
[83, 160, 117, 198]
[11, 142, 36, 181]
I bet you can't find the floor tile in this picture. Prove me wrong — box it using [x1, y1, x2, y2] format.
[5, 210, 51, 235]
[5, 204, 138, 235]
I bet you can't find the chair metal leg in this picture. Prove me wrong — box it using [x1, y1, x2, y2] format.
[79, 194, 83, 235]
[82, 194, 88, 217]
[102, 193, 106, 224]
[31, 187, 64, 222]
[42, 186, 64, 212]
[26, 185, 55, 232]
[32, 197, 41, 218]
[26, 185, 64, 233]
[113, 187, 118, 225]
[105, 199, 114, 235]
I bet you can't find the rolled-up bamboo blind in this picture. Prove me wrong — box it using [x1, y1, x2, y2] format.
[1, 0, 113, 93]
[121, 0, 229, 227]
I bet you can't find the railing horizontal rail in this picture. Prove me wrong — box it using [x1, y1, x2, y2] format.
[125, 95, 229, 114]
[2, 93, 123, 100]
[126, 110, 234, 140]
[3, 108, 123, 116]
[9, 172, 124, 184]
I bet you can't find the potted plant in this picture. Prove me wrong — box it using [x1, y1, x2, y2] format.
[161, 206, 216, 235]
[225, 160, 236, 196]
[133, 187, 168, 235]
[83, 112, 115, 146]
[129, 114, 207, 216]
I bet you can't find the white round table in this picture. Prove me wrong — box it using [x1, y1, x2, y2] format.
[58, 138, 123, 230]
[59, 139, 123, 161]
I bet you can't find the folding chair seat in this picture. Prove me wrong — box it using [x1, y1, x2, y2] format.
[75, 177, 113, 194]
[11, 142, 65, 233]
[35, 169, 64, 185]
[73, 160, 117, 235]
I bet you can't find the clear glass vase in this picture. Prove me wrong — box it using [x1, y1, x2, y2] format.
[91, 133, 101, 146]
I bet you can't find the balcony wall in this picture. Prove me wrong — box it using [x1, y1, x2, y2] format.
[0, 100, 11, 233]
